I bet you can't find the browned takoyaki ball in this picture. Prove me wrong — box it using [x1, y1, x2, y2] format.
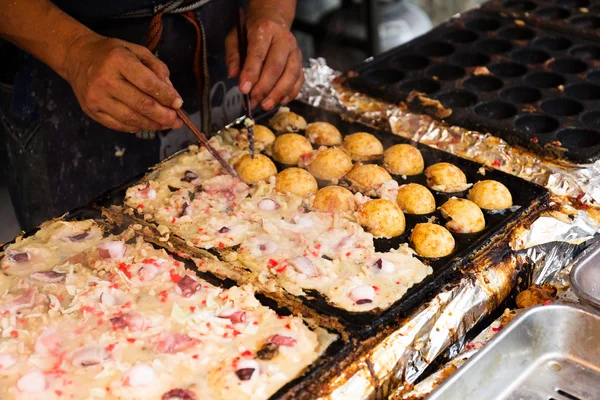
[273, 134, 313, 165]
[396, 184, 436, 215]
[235, 154, 277, 184]
[383, 144, 424, 176]
[312, 186, 355, 213]
[345, 164, 392, 192]
[251, 125, 276, 147]
[342, 132, 384, 161]
[305, 122, 343, 146]
[269, 110, 307, 132]
[358, 199, 406, 238]
[410, 223, 455, 258]
[439, 198, 485, 233]
[468, 180, 513, 210]
[275, 168, 318, 197]
[307, 148, 353, 181]
[425, 162, 468, 193]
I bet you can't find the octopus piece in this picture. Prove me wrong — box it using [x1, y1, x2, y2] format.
[357, 199, 406, 238]
[257, 198, 280, 211]
[138, 182, 157, 200]
[289, 256, 319, 277]
[305, 122, 342, 146]
[275, 168, 318, 197]
[110, 312, 149, 331]
[383, 144, 424, 176]
[0, 353, 17, 370]
[439, 198, 485, 233]
[312, 186, 355, 213]
[125, 364, 157, 387]
[30, 271, 66, 283]
[235, 154, 278, 184]
[410, 223, 455, 258]
[273, 133, 313, 165]
[177, 275, 201, 297]
[16, 370, 48, 393]
[34, 329, 63, 356]
[425, 162, 469, 193]
[345, 164, 392, 192]
[396, 184, 436, 215]
[218, 309, 246, 324]
[162, 389, 197, 400]
[0, 287, 36, 313]
[349, 285, 376, 305]
[306, 148, 353, 182]
[235, 359, 260, 381]
[269, 334, 297, 347]
[98, 241, 126, 260]
[269, 109, 307, 132]
[71, 346, 110, 367]
[373, 258, 395, 274]
[468, 180, 513, 210]
[342, 132, 384, 161]
[153, 331, 199, 354]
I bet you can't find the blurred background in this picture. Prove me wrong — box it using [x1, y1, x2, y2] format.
[0, 0, 485, 242]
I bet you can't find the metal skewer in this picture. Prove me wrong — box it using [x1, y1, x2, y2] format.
[176, 108, 238, 178]
[236, 1, 255, 158]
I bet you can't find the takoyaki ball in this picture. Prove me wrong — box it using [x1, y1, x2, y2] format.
[358, 199, 406, 238]
[249, 124, 276, 148]
[342, 132, 384, 161]
[275, 168, 318, 197]
[468, 180, 513, 210]
[273, 134, 313, 165]
[410, 223, 455, 258]
[396, 184, 436, 215]
[383, 144, 424, 176]
[345, 164, 392, 192]
[307, 148, 353, 181]
[235, 154, 277, 185]
[305, 122, 342, 146]
[425, 162, 468, 193]
[269, 109, 307, 132]
[440, 198, 485, 233]
[312, 186, 355, 213]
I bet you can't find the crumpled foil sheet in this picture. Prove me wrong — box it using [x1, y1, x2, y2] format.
[298, 59, 600, 399]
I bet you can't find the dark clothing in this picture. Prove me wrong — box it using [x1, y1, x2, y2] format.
[52, 0, 165, 21]
[0, 0, 244, 231]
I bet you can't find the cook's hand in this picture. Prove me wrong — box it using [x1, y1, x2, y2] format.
[225, 8, 303, 111]
[64, 33, 183, 133]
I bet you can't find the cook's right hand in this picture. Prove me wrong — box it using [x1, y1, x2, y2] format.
[64, 33, 183, 133]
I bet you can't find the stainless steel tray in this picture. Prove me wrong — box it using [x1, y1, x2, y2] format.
[428, 304, 600, 400]
[571, 238, 600, 310]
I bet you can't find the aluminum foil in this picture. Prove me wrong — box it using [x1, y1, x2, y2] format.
[298, 59, 600, 399]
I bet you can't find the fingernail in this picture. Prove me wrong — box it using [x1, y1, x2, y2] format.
[262, 99, 274, 110]
[281, 96, 290, 105]
[172, 97, 183, 109]
[240, 81, 252, 94]
[161, 126, 171, 130]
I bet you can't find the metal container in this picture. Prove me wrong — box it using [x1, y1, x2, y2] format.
[571, 238, 600, 310]
[428, 303, 600, 400]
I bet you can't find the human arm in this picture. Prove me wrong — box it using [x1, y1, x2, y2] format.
[225, 0, 303, 111]
[0, 0, 183, 132]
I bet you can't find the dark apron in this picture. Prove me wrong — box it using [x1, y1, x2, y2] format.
[0, 0, 243, 231]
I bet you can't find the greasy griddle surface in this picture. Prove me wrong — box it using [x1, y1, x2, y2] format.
[343, 8, 600, 163]
[96, 101, 549, 338]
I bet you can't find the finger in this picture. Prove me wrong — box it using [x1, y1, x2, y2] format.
[285, 71, 304, 104]
[225, 30, 241, 78]
[112, 79, 182, 128]
[239, 26, 273, 95]
[93, 110, 140, 133]
[259, 47, 302, 110]
[250, 36, 291, 109]
[102, 97, 170, 131]
[119, 52, 183, 109]
[126, 44, 171, 83]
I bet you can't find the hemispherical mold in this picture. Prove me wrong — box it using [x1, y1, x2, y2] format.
[474, 101, 518, 120]
[534, 6, 571, 20]
[586, 69, 600, 83]
[570, 45, 600, 61]
[570, 15, 600, 30]
[540, 98, 584, 116]
[463, 75, 503, 92]
[523, 71, 565, 88]
[533, 36, 572, 51]
[564, 83, 600, 100]
[502, 0, 536, 11]
[556, 128, 600, 149]
[488, 62, 527, 77]
[515, 114, 559, 134]
[549, 58, 587, 74]
[464, 17, 502, 32]
[397, 78, 440, 94]
[436, 90, 478, 108]
[416, 41, 455, 57]
[474, 38, 513, 54]
[392, 54, 430, 71]
[590, 4, 600, 13]
[581, 111, 600, 129]
[362, 68, 405, 84]
[498, 26, 536, 41]
[425, 64, 465, 81]
[500, 86, 542, 103]
[556, 0, 589, 6]
[441, 28, 479, 44]
[511, 49, 551, 64]
[450, 51, 490, 67]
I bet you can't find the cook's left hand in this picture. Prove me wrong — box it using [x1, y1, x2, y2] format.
[225, 7, 303, 111]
